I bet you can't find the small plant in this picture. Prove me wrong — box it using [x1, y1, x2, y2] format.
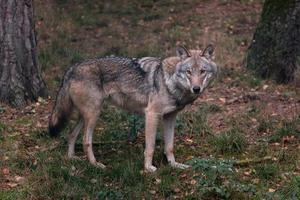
[207, 104, 222, 113]
[0, 122, 7, 132]
[208, 128, 248, 154]
[248, 77, 262, 88]
[239, 74, 262, 88]
[257, 118, 274, 133]
[277, 176, 300, 199]
[247, 104, 260, 116]
[277, 149, 298, 166]
[188, 158, 255, 199]
[96, 189, 123, 200]
[268, 116, 300, 143]
[255, 163, 279, 180]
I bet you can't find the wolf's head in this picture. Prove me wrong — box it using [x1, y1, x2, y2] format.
[174, 45, 218, 94]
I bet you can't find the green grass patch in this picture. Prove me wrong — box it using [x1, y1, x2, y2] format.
[0, 190, 28, 200]
[208, 128, 248, 154]
[98, 105, 144, 142]
[255, 163, 279, 180]
[239, 73, 262, 88]
[277, 176, 300, 199]
[268, 116, 300, 143]
[158, 167, 181, 198]
[257, 118, 275, 133]
[189, 158, 256, 199]
[176, 103, 216, 136]
[0, 121, 7, 133]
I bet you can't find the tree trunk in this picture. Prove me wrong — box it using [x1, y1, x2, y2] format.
[246, 0, 300, 83]
[0, 0, 47, 107]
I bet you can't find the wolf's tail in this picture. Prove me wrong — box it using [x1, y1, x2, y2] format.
[49, 86, 72, 137]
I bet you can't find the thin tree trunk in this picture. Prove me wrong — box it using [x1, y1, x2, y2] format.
[246, 0, 300, 83]
[0, 0, 47, 107]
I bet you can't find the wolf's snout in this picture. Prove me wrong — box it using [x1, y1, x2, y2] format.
[192, 86, 201, 94]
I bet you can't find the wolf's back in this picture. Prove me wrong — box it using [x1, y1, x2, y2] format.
[49, 84, 73, 136]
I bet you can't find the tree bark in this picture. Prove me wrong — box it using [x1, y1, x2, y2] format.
[246, 0, 300, 83]
[0, 0, 47, 107]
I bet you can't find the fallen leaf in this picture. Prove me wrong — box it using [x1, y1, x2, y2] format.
[185, 138, 194, 143]
[253, 178, 260, 184]
[2, 168, 10, 175]
[174, 188, 181, 193]
[268, 188, 276, 193]
[244, 171, 251, 176]
[149, 190, 156, 194]
[180, 173, 187, 178]
[7, 183, 18, 188]
[90, 179, 97, 184]
[154, 178, 161, 184]
[190, 179, 197, 185]
[263, 85, 268, 90]
[186, 155, 194, 160]
[251, 118, 257, 123]
[14, 176, 25, 183]
[219, 97, 226, 103]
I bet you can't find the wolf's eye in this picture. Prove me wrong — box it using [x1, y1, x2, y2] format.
[200, 69, 205, 74]
[186, 69, 192, 76]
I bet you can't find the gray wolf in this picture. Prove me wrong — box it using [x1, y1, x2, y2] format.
[49, 45, 218, 172]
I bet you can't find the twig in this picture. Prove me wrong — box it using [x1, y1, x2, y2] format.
[233, 156, 273, 166]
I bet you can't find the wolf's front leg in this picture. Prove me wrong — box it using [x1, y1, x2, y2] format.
[163, 113, 190, 170]
[144, 111, 160, 172]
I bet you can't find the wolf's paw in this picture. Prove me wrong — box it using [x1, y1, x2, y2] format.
[145, 165, 157, 173]
[170, 162, 190, 170]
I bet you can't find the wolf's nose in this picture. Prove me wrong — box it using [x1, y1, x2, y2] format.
[192, 86, 200, 94]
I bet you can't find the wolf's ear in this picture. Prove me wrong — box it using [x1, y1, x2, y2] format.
[202, 44, 215, 59]
[176, 46, 191, 60]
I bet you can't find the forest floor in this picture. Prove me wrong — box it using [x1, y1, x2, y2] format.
[1, 0, 300, 199]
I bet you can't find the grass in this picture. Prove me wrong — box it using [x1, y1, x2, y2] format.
[278, 176, 300, 199]
[257, 118, 275, 133]
[208, 128, 248, 154]
[268, 116, 300, 143]
[176, 103, 220, 136]
[255, 163, 279, 180]
[0, 122, 7, 133]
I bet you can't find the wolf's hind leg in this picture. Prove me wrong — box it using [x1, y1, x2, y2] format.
[70, 83, 105, 168]
[163, 113, 190, 170]
[67, 119, 83, 159]
[82, 107, 105, 169]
